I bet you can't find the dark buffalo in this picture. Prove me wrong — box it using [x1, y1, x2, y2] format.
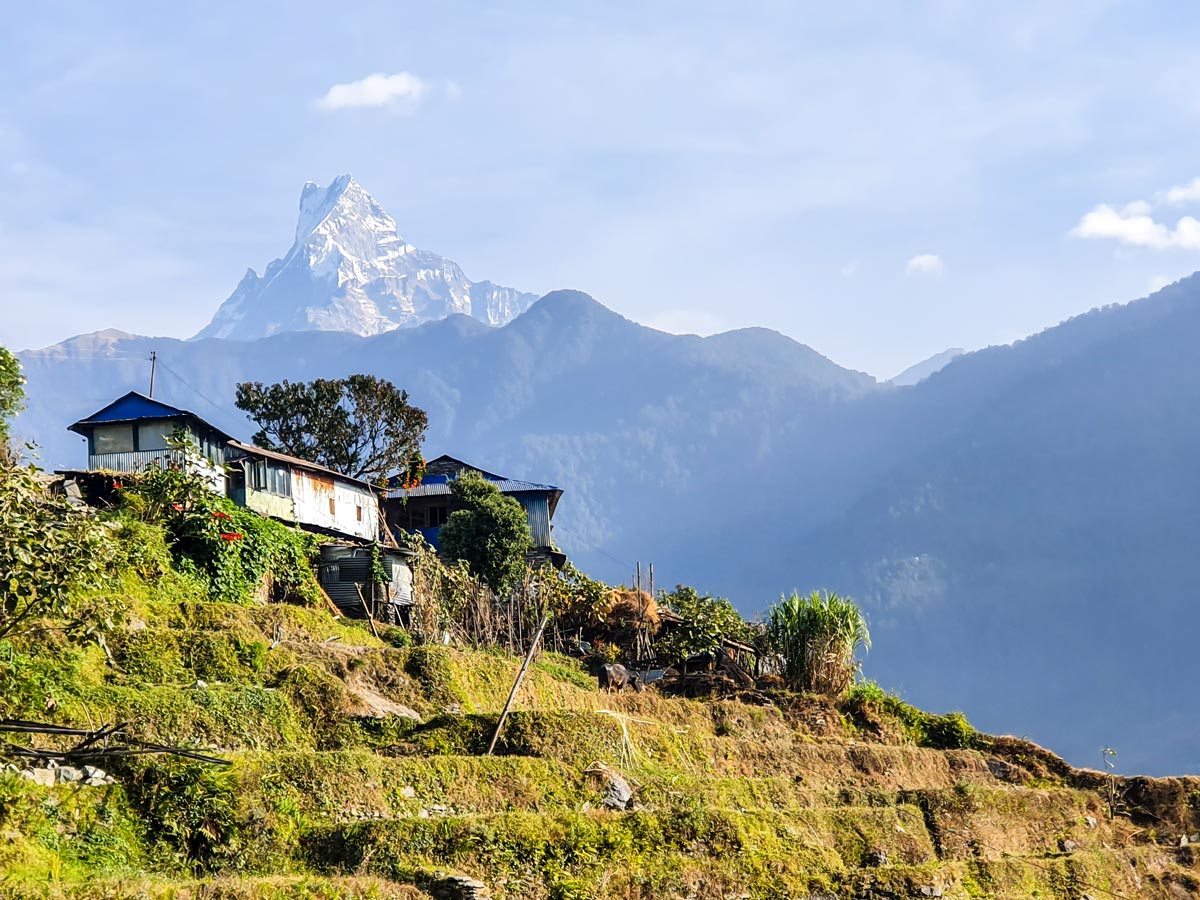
[597, 663, 643, 693]
[681, 652, 715, 674]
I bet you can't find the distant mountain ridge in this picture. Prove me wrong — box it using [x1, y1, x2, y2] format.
[194, 176, 538, 340]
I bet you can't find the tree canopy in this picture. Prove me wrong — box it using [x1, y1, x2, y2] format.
[438, 470, 532, 595]
[655, 584, 753, 666]
[0, 346, 25, 448]
[234, 375, 427, 483]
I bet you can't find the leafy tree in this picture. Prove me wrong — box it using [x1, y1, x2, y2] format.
[767, 589, 870, 695]
[0, 345, 25, 448]
[234, 375, 427, 483]
[438, 470, 532, 594]
[655, 584, 752, 667]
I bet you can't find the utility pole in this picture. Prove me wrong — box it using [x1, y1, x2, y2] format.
[148, 351, 157, 398]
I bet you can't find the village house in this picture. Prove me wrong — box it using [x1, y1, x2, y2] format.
[384, 454, 566, 566]
[67, 391, 231, 493]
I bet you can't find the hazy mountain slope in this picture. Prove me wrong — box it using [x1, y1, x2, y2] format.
[889, 348, 965, 385]
[695, 274, 1200, 776]
[194, 176, 537, 340]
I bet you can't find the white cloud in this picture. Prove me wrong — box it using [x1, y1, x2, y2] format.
[1070, 202, 1200, 250]
[1148, 274, 1176, 293]
[314, 72, 430, 112]
[905, 253, 943, 275]
[1162, 177, 1200, 206]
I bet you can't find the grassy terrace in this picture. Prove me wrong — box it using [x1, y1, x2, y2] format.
[2, 580, 1200, 900]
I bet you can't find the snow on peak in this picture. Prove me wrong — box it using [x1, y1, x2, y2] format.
[194, 177, 537, 341]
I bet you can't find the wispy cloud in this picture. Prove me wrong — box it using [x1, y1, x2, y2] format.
[1162, 177, 1200, 206]
[314, 72, 430, 112]
[905, 253, 943, 275]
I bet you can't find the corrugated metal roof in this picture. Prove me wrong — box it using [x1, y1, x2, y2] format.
[68, 391, 234, 441]
[386, 478, 559, 500]
[227, 440, 376, 490]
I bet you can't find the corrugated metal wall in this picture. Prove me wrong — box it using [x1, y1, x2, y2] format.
[318, 544, 413, 619]
[521, 496, 552, 548]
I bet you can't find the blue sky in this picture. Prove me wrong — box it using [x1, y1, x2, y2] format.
[3, 1, 1200, 377]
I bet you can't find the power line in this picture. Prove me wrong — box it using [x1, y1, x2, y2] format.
[552, 523, 634, 574]
[154, 362, 246, 436]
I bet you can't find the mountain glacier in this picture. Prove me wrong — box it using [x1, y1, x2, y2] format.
[194, 175, 538, 340]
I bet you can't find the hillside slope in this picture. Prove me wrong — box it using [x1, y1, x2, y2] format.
[4, 542, 1200, 900]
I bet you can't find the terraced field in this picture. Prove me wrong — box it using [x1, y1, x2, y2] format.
[2, 595, 1198, 899]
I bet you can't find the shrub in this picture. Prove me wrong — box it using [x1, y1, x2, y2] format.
[0, 455, 119, 644]
[438, 470, 532, 595]
[767, 590, 870, 695]
[120, 451, 323, 606]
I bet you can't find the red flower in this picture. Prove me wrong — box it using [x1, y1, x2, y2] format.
[219, 532, 243, 541]
[171, 502, 184, 512]
[112, 480, 123, 489]
[212, 510, 232, 520]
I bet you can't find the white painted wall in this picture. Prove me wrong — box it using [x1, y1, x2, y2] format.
[291, 470, 378, 541]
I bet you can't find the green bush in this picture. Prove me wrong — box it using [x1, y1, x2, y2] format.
[119, 453, 324, 607]
[438, 470, 532, 595]
[655, 585, 752, 667]
[124, 760, 242, 871]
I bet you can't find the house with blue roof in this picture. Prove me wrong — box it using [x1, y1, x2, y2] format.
[384, 454, 564, 565]
[67, 391, 232, 492]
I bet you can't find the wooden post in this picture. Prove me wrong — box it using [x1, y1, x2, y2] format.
[486, 612, 551, 756]
[355, 583, 381, 641]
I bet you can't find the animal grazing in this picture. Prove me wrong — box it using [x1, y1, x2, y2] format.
[597, 663, 643, 693]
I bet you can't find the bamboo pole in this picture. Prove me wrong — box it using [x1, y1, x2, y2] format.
[486, 612, 551, 756]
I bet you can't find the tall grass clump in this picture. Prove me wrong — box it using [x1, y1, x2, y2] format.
[767, 590, 870, 695]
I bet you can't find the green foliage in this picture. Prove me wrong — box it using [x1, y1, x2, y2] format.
[843, 680, 979, 749]
[767, 590, 870, 695]
[120, 454, 323, 606]
[438, 470, 532, 595]
[402, 646, 467, 708]
[125, 760, 242, 870]
[234, 375, 428, 483]
[655, 585, 752, 667]
[0, 455, 119, 644]
[0, 345, 24, 447]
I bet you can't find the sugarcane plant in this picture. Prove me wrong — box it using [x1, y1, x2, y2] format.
[767, 589, 871, 695]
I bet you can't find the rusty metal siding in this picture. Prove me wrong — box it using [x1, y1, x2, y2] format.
[292, 470, 378, 541]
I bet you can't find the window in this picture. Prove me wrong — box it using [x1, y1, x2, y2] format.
[249, 460, 291, 496]
[356, 506, 363, 522]
[329, 498, 336, 515]
[93, 424, 134, 454]
[427, 505, 449, 527]
[137, 421, 171, 452]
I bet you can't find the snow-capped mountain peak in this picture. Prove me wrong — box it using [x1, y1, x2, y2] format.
[193, 176, 537, 341]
